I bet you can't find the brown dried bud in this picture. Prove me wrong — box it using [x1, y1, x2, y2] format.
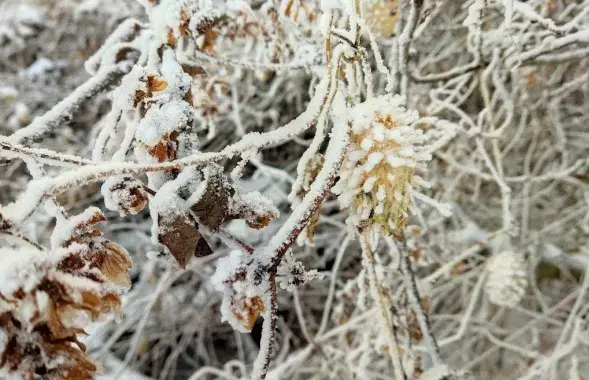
[231, 191, 279, 230]
[103, 177, 149, 216]
[167, 29, 177, 46]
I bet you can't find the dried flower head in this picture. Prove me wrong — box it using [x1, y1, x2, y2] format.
[0, 213, 131, 380]
[485, 250, 528, 308]
[51, 207, 133, 289]
[333, 94, 430, 236]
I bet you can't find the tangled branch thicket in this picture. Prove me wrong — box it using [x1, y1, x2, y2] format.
[1, 0, 589, 379]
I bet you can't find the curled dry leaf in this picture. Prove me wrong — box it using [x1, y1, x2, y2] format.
[146, 130, 180, 163]
[190, 168, 234, 230]
[232, 295, 266, 331]
[157, 215, 213, 269]
[147, 75, 168, 92]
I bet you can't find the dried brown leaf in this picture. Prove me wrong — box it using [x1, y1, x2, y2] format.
[147, 76, 168, 92]
[190, 171, 234, 230]
[158, 216, 213, 269]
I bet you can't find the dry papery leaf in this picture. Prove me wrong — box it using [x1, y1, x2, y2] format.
[157, 215, 213, 269]
[232, 295, 266, 331]
[190, 169, 234, 230]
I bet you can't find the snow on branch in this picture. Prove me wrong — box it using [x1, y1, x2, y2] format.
[2, 0, 589, 379]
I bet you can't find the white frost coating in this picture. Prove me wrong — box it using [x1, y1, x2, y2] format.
[8, 63, 130, 145]
[290, 44, 348, 204]
[332, 94, 433, 234]
[25, 57, 65, 77]
[320, 0, 343, 11]
[0, 86, 18, 100]
[114, 66, 148, 112]
[485, 250, 528, 307]
[50, 206, 103, 249]
[366, 152, 384, 167]
[135, 100, 191, 146]
[231, 190, 280, 226]
[250, 307, 273, 380]
[420, 364, 452, 380]
[148, 0, 184, 45]
[160, 48, 192, 99]
[276, 251, 324, 291]
[503, 0, 513, 29]
[85, 18, 141, 75]
[4, 68, 332, 218]
[0, 247, 48, 296]
[464, 0, 485, 29]
[211, 250, 269, 333]
[411, 190, 452, 218]
[47, 270, 104, 297]
[92, 65, 148, 161]
[101, 176, 148, 216]
[263, 89, 350, 261]
[148, 167, 198, 243]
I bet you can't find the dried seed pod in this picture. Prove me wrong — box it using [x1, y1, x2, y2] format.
[332, 94, 429, 236]
[102, 176, 149, 216]
[485, 250, 528, 307]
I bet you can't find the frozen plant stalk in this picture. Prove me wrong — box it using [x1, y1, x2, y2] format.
[333, 94, 430, 236]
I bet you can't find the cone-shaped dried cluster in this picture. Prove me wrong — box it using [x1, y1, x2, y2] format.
[333, 94, 430, 236]
[0, 208, 131, 379]
[485, 250, 528, 308]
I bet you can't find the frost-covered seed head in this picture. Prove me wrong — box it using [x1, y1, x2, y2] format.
[333, 94, 429, 235]
[485, 250, 528, 308]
